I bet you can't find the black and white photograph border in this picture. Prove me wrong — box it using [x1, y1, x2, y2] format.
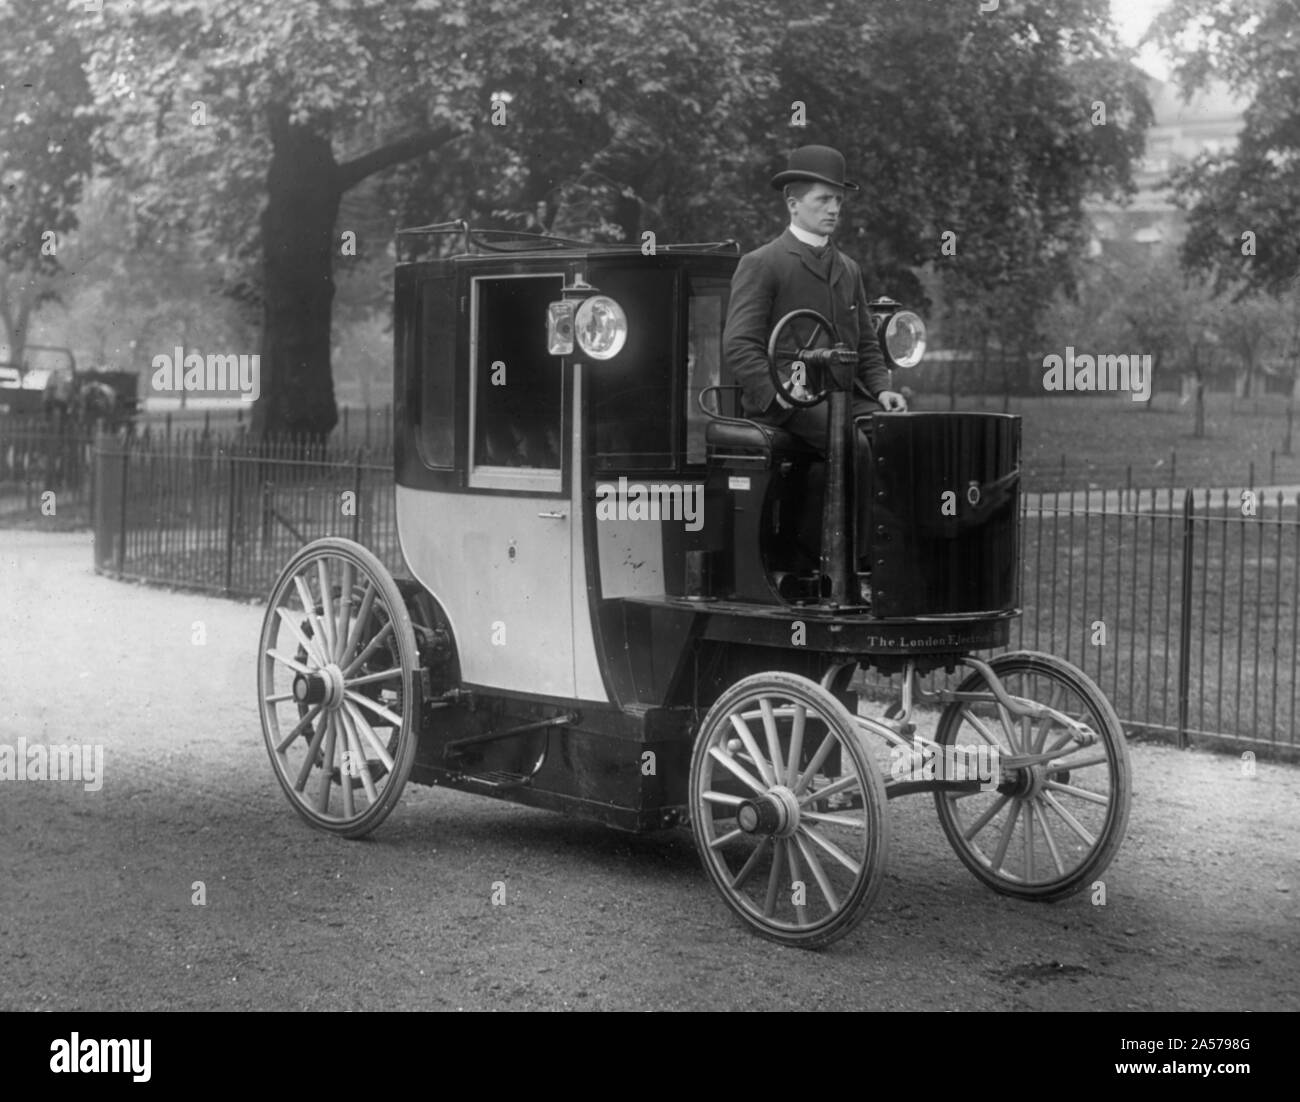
[1, 0, 1297, 1044]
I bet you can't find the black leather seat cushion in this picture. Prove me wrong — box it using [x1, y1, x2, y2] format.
[705, 418, 819, 455]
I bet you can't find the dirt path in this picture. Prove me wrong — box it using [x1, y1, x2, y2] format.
[1, 529, 1296, 1011]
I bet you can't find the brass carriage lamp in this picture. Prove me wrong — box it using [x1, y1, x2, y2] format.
[869, 297, 927, 370]
[547, 278, 628, 360]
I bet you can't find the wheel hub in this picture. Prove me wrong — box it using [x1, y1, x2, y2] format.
[736, 786, 801, 837]
[292, 664, 346, 710]
[1002, 763, 1047, 799]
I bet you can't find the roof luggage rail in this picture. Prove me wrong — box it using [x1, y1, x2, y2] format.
[396, 220, 741, 260]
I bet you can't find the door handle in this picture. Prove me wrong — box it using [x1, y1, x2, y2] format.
[537, 510, 567, 519]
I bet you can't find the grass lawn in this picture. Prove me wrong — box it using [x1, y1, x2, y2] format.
[923, 392, 1300, 492]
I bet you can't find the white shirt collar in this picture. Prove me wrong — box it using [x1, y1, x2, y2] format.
[788, 223, 829, 248]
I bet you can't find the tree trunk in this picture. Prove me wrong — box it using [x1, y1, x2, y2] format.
[251, 108, 342, 441]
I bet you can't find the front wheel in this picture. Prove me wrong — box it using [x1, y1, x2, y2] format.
[689, 672, 890, 948]
[933, 651, 1131, 900]
[258, 538, 420, 838]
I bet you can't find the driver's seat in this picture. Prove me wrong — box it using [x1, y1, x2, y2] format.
[698, 386, 825, 603]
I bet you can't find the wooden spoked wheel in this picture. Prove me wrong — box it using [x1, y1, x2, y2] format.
[933, 651, 1131, 900]
[258, 538, 420, 838]
[689, 672, 890, 948]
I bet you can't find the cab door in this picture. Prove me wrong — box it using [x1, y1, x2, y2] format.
[460, 272, 575, 699]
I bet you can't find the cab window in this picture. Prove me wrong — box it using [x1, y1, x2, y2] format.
[469, 274, 565, 491]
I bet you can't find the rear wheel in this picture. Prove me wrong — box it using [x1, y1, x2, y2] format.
[689, 672, 890, 948]
[933, 651, 1130, 900]
[258, 538, 420, 838]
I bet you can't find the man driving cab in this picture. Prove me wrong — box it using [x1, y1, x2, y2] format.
[722, 144, 907, 589]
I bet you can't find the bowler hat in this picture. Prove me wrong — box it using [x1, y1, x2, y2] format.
[771, 145, 859, 191]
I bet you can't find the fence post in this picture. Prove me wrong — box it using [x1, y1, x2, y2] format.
[1170, 449, 1177, 489]
[352, 448, 363, 543]
[1125, 465, 1132, 507]
[224, 452, 237, 596]
[1248, 460, 1255, 491]
[1059, 453, 1066, 488]
[1285, 402, 1294, 457]
[1176, 488, 1195, 749]
[1271, 449, 1276, 485]
[117, 446, 129, 574]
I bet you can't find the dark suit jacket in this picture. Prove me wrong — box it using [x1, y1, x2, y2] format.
[723, 229, 891, 417]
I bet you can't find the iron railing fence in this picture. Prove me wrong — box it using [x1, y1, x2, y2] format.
[92, 432, 403, 597]
[858, 487, 1300, 758]
[0, 418, 98, 517]
[53, 434, 1300, 758]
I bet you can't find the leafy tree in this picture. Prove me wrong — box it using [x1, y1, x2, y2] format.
[0, 0, 97, 366]
[76, 0, 1152, 438]
[1152, 0, 1300, 296]
[79, 0, 475, 437]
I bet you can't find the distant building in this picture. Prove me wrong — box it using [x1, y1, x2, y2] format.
[1087, 76, 1247, 251]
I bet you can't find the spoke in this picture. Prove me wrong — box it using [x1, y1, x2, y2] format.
[340, 707, 379, 804]
[344, 689, 404, 730]
[1023, 801, 1035, 881]
[346, 667, 404, 689]
[264, 691, 295, 704]
[1033, 683, 1066, 752]
[729, 712, 775, 787]
[1043, 728, 1085, 757]
[342, 620, 395, 679]
[338, 715, 355, 820]
[292, 575, 332, 664]
[764, 838, 786, 918]
[1036, 796, 1067, 877]
[707, 746, 768, 797]
[793, 730, 836, 796]
[759, 698, 785, 783]
[797, 772, 859, 807]
[337, 581, 376, 667]
[277, 703, 324, 755]
[996, 702, 1020, 753]
[730, 836, 772, 891]
[334, 562, 354, 662]
[961, 792, 1010, 841]
[787, 840, 810, 927]
[291, 707, 329, 788]
[1040, 790, 1097, 847]
[702, 790, 745, 807]
[708, 827, 745, 850]
[344, 700, 396, 773]
[1048, 753, 1111, 772]
[793, 831, 839, 913]
[267, 649, 313, 677]
[800, 810, 866, 829]
[800, 823, 862, 876]
[315, 714, 339, 813]
[275, 606, 329, 668]
[315, 559, 338, 659]
[989, 801, 1019, 873]
[1044, 779, 1111, 805]
[785, 702, 807, 787]
[962, 709, 1003, 749]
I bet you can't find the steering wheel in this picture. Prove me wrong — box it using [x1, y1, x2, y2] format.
[767, 308, 840, 409]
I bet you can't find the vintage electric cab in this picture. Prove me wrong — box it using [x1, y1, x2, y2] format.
[258, 224, 1131, 948]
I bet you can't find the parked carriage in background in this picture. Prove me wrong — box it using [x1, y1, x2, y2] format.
[258, 223, 1131, 948]
[0, 347, 138, 494]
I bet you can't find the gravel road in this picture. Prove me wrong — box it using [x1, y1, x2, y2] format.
[1, 529, 1297, 1011]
